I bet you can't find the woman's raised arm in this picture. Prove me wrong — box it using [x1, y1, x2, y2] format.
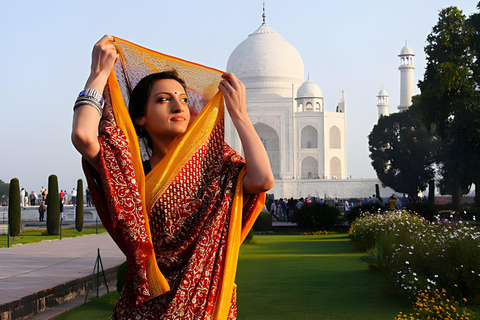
[219, 73, 275, 194]
[71, 35, 118, 171]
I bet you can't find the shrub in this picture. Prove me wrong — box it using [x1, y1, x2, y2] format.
[8, 178, 21, 236]
[253, 212, 272, 232]
[47, 175, 60, 235]
[245, 229, 254, 241]
[405, 202, 436, 221]
[243, 229, 256, 244]
[462, 206, 480, 222]
[75, 179, 84, 232]
[375, 221, 480, 304]
[349, 211, 425, 251]
[295, 203, 340, 232]
[347, 202, 386, 223]
[116, 261, 127, 294]
[350, 211, 480, 305]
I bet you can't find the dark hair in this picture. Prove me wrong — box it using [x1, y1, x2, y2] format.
[128, 70, 187, 150]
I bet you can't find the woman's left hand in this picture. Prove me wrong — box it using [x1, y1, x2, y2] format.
[218, 73, 248, 122]
[218, 73, 274, 194]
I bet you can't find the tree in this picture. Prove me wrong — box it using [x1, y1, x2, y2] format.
[8, 178, 21, 236]
[368, 106, 435, 202]
[75, 179, 84, 232]
[467, 3, 480, 206]
[294, 203, 339, 232]
[417, 6, 477, 212]
[47, 174, 60, 235]
[0, 179, 9, 204]
[468, 2, 480, 88]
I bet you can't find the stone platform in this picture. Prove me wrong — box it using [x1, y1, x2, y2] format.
[0, 232, 125, 320]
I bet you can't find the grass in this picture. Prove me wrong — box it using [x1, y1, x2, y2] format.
[52, 233, 408, 319]
[54, 291, 119, 320]
[236, 234, 408, 319]
[0, 226, 107, 248]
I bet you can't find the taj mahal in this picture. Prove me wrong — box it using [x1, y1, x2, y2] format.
[224, 13, 411, 199]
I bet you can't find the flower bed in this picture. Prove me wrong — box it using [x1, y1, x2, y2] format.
[348, 211, 426, 251]
[396, 288, 477, 319]
[349, 211, 480, 306]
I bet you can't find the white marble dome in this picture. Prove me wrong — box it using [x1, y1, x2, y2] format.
[227, 23, 304, 82]
[399, 45, 414, 56]
[297, 80, 323, 98]
[377, 88, 389, 96]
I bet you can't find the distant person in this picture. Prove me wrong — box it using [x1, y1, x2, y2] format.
[343, 200, 350, 221]
[368, 194, 381, 205]
[40, 186, 46, 202]
[29, 191, 37, 206]
[389, 194, 396, 210]
[20, 188, 25, 207]
[287, 198, 295, 222]
[60, 190, 65, 201]
[280, 199, 286, 221]
[23, 190, 30, 207]
[71, 188, 77, 206]
[270, 200, 276, 214]
[296, 198, 304, 210]
[401, 194, 410, 207]
[38, 201, 46, 222]
[86, 188, 92, 207]
[421, 195, 428, 204]
[396, 197, 402, 209]
[59, 197, 64, 220]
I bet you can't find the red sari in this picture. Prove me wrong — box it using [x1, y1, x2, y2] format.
[83, 37, 265, 319]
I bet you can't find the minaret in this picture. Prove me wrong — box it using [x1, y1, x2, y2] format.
[336, 90, 345, 113]
[377, 88, 389, 118]
[398, 42, 415, 111]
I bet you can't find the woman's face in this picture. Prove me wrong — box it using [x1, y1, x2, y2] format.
[137, 78, 190, 140]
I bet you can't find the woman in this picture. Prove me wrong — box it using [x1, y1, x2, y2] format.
[72, 35, 273, 319]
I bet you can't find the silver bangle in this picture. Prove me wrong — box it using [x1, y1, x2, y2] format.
[78, 89, 105, 107]
[73, 97, 103, 116]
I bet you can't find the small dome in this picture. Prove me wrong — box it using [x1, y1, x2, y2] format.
[399, 45, 414, 56]
[377, 88, 389, 97]
[297, 80, 323, 98]
[227, 23, 304, 82]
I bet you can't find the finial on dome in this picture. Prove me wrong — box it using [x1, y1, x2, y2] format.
[262, 2, 266, 24]
[308, 72, 310, 81]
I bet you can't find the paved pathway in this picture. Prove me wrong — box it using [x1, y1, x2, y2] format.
[0, 232, 125, 307]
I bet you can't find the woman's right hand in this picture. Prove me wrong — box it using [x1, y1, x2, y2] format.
[86, 35, 119, 92]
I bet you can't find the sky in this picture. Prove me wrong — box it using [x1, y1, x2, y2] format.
[0, 0, 478, 194]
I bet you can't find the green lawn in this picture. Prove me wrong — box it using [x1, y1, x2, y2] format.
[54, 233, 408, 319]
[0, 227, 107, 248]
[55, 291, 119, 320]
[236, 234, 408, 319]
